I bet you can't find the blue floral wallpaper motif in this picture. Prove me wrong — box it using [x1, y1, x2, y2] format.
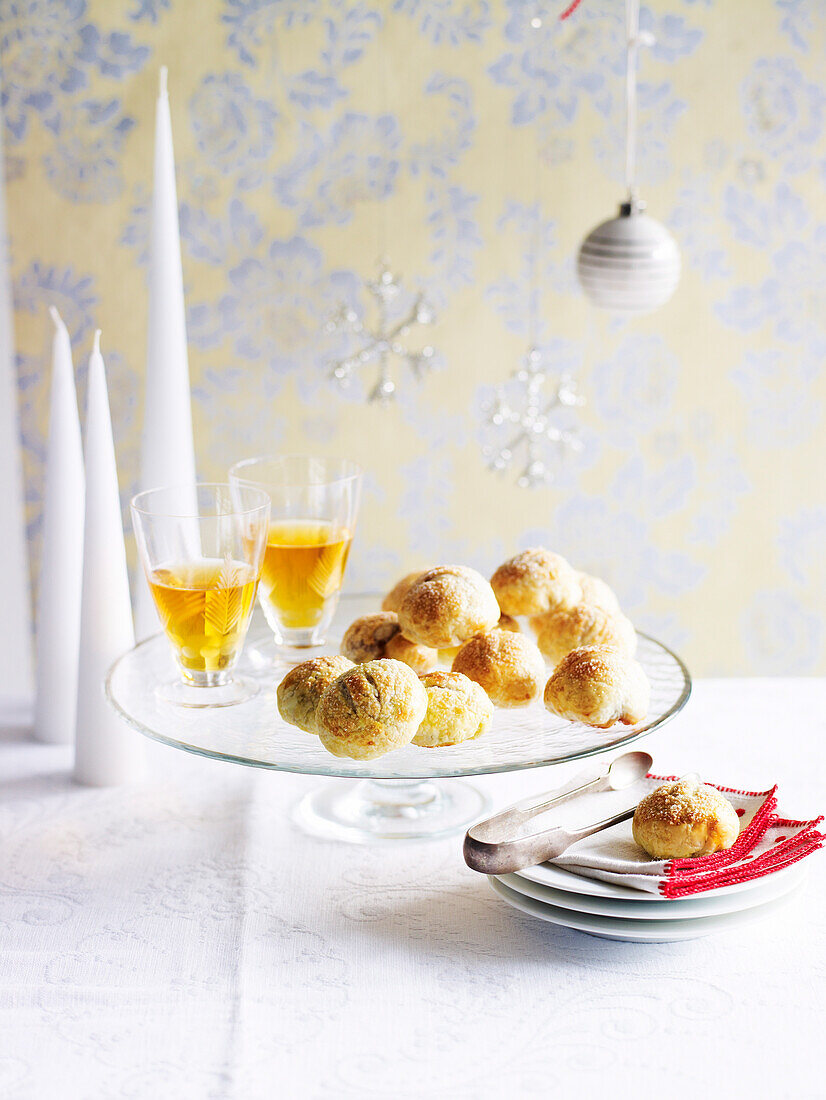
[3, 0, 825, 675]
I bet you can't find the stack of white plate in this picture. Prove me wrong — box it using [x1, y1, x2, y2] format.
[489, 861, 808, 942]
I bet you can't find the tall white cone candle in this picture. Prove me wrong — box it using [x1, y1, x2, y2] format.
[0, 102, 34, 713]
[74, 332, 144, 786]
[33, 308, 85, 743]
[136, 65, 197, 640]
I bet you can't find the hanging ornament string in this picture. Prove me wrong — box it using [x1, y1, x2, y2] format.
[576, 0, 681, 313]
[625, 0, 639, 200]
[624, 0, 655, 203]
[528, 116, 541, 353]
[326, 9, 439, 403]
[480, 12, 585, 490]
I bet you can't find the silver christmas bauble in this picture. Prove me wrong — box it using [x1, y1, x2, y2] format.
[577, 198, 681, 314]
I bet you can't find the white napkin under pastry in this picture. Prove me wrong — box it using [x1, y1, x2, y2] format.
[521, 771, 823, 897]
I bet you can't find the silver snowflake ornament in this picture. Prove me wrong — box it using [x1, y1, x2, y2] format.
[326, 262, 438, 404]
[482, 346, 585, 489]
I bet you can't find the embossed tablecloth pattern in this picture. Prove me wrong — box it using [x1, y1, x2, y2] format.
[1, 679, 823, 1099]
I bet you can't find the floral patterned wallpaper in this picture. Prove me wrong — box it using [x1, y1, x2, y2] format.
[3, 0, 825, 676]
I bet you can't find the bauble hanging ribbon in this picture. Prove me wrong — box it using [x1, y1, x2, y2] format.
[576, 0, 681, 314]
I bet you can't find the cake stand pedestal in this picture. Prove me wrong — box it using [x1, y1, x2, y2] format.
[295, 777, 491, 842]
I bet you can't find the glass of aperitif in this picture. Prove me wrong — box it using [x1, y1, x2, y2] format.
[228, 455, 362, 665]
[131, 483, 270, 707]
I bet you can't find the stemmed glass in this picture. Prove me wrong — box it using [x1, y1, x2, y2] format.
[131, 483, 270, 707]
[229, 456, 362, 665]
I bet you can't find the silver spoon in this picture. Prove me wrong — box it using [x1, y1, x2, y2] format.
[463, 750, 652, 876]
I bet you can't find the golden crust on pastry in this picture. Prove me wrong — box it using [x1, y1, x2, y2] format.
[577, 572, 621, 616]
[452, 629, 546, 708]
[398, 565, 500, 649]
[381, 571, 425, 614]
[341, 612, 401, 663]
[531, 604, 637, 665]
[412, 671, 495, 747]
[490, 548, 581, 617]
[497, 612, 520, 633]
[277, 655, 355, 735]
[543, 644, 649, 728]
[316, 659, 427, 760]
[384, 632, 438, 674]
[633, 777, 740, 859]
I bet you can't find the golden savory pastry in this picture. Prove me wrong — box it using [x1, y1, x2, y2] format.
[452, 629, 546, 708]
[316, 659, 427, 760]
[413, 671, 495, 748]
[277, 655, 355, 735]
[341, 612, 401, 663]
[490, 548, 581, 617]
[543, 645, 649, 728]
[531, 604, 637, 666]
[633, 776, 740, 859]
[381, 571, 424, 614]
[384, 632, 438, 674]
[341, 611, 437, 673]
[398, 565, 500, 649]
[577, 571, 621, 616]
[439, 615, 515, 663]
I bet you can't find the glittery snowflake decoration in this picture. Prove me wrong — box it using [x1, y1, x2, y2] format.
[325, 262, 438, 403]
[481, 346, 585, 489]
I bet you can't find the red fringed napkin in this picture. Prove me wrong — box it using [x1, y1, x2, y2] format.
[551, 774, 824, 897]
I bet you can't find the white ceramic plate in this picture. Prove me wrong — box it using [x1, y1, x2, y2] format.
[497, 862, 808, 920]
[514, 858, 806, 902]
[488, 876, 805, 942]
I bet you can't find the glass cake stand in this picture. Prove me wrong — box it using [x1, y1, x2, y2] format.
[106, 595, 691, 843]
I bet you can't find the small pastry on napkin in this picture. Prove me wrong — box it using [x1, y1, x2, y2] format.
[632, 775, 740, 859]
[549, 772, 824, 898]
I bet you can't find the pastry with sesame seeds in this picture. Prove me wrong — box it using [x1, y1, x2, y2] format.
[490, 547, 581, 617]
[398, 565, 500, 649]
[633, 776, 740, 859]
[316, 659, 427, 760]
[543, 644, 649, 728]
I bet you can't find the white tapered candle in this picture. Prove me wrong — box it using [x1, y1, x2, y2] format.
[74, 331, 145, 786]
[136, 65, 198, 641]
[33, 308, 85, 743]
[0, 100, 34, 713]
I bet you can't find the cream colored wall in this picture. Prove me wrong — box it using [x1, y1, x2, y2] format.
[4, 0, 825, 675]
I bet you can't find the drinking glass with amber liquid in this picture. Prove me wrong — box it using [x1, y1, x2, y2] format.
[131, 483, 270, 707]
[229, 456, 361, 661]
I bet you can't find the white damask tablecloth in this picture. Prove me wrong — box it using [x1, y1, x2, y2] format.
[1, 678, 823, 1100]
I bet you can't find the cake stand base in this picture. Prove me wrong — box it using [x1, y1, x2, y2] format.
[294, 778, 491, 843]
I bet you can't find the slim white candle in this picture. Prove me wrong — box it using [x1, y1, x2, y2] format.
[136, 65, 198, 641]
[0, 100, 34, 714]
[33, 308, 85, 744]
[74, 331, 145, 786]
